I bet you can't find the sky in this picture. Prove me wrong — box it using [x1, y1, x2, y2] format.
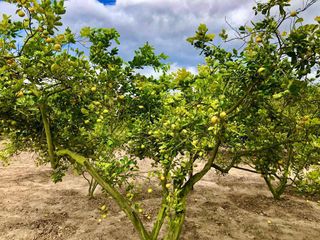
[1, 0, 320, 74]
[62, 0, 257, 72]
[99, 0, 117, 5]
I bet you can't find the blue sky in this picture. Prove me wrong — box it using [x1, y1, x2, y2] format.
[99, 0, 117, 5]
[1, 0, 320, 74]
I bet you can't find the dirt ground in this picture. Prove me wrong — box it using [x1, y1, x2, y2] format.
[0, 152, 319, 240]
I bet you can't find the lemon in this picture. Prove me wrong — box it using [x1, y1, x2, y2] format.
[290, 11, 297, 17]
[53, 43, 61, 51]
[220, 111, 227, 119]
[211, 116, 219, 125]
[257, 67, 266, 74]
[17, 10, 25, 17]
[255, 36, 262, 43]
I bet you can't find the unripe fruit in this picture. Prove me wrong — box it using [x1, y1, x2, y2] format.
[28, 7, 35, 13]
[255, 36, 262, 43]
[165, 183, 171, 189]
[290, 11, 297, 17]
[50, 63, 59, 72]
[219, 111, 227, 119]
[45, 37, 53, 43]
[43, 30, 49, 36]
[118, 95, 125, 100]
[16, 91, 24, 98]
[23, 19, 29, 28]
[57, 34, 65, 41]
[147, 188, 153, 193]
[272, 93, 283, 99]
[211, 116, 219, 125]
[17, 10, 25, 17]
[257, 67, 266, 74]
[53, 43, 61, 51]
[181, 129, 187, 134]
[91, 86, 97, 92]
[192, 139, 198, 146]
[160, 175, 165, 181]
[81, 108, 89, 115]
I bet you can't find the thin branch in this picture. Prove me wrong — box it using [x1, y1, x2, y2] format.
[56, 149, 150, 239]
[232, 166, 259, 174]
[226, 80, 256, 115]
[181, 128, 223, 197]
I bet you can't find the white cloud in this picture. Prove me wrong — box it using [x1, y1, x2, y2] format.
[1, 0, 320, 68]
[136, 63, 197, 79]
[0, 1, 20, 19]
[60, 0, 257, 66]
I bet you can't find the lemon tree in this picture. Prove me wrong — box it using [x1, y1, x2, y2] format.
[210, 0, 320, 199]
[127, 0, 319, 237]
[0, 1, 167, 239]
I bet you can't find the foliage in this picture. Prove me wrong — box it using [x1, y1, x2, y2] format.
[296, 166, 320, 196]
[215, 0, 320, 199]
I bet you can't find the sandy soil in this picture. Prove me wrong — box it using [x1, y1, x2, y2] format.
[0, 152, 319, 240]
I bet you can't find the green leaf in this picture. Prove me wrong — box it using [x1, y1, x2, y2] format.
[80, 27, 91, 37]
[198, 23, 208, 33]
[207, 33, 215, 41]
[239, 26, 245, 31]
[296, 18, 304, 23]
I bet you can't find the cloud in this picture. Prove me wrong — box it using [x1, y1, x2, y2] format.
[136, 62, 198, 79]
[0, 1, 19, 19]
[62, 0, 256, 67]
[1, 0, 320, 72]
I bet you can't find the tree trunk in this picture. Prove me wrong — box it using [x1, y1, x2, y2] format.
[263, 175, 287, 200]
[88, 178, 98, 199]
[164, 212, 186, 240]
[39, 104, 57, 169]
[164, 198, 186, 240]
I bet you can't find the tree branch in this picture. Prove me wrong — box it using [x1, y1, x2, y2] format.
[56, 149, 150, 240]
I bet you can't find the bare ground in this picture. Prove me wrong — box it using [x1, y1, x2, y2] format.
[0, 152, 319, 240]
